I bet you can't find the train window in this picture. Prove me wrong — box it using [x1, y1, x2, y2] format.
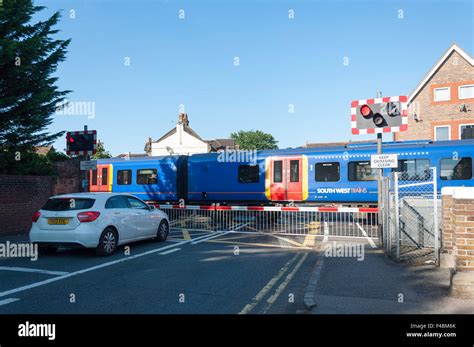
[117, 170, 132, 185]
[101, 168, 108, 185]
[91, 170, 97, 186]
[348, 161, 377, 181]
[238, 165, 259, 183]
[290, 160, 300, 182]
[136, 168, 158, 185]
[315, 162, 340, 182]
[392, 159, 430, 181]
[440, 157, 472, 180]
[274, 161, 283, 183]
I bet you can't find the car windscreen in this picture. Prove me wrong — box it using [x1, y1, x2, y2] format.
[42, 198, 96, 211]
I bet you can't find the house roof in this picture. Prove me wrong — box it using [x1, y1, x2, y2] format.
[35, 145, 54, 155]
[154, 124, 205, 143]
[408, 43, 474, 104]
[115, 153, 148, 158]
[206, 138, 237, 151]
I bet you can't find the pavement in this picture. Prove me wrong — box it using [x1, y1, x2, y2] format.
[0, 231, 473, 314]
[309, 245, 474, 314]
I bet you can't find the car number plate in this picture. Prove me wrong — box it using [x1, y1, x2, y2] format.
[47, 218, 69, 225]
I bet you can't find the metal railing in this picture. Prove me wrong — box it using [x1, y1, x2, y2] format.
[154, 204, 379, 239]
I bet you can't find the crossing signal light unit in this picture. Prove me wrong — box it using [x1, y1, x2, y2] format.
[66, 130, 97, 155]
[351, 96, 408, 135]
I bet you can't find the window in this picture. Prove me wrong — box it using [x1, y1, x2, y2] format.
[392, 159, 430, 181]
[101, 167, 108, 185]
[42, 198, 95, 211]
[136, 169, 157, 185]
[315, 162, 340, 182]
[117, 170, 132, 185]
[273, 161, 283, 183]
[459, 84, 474, 100]
[125, 196, 149, 210]
[91, 170, 97, 186]
[440, 157, 472, 180]
[435, 126, 450, 141]
[348, 161, 377, 181]
[238, 165, 259, 183]
[290, 160, 299, 182]
[460, 124, 474, 140]
[434, 87, 450, 102]
[105, 196, 129, 209]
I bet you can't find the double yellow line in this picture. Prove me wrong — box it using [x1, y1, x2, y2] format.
[239, 252, 308, 314]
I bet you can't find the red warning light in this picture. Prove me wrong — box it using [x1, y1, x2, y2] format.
[360, 104, 372, 117]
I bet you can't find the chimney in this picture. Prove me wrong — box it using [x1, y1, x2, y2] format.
[178, 112, 189, 126]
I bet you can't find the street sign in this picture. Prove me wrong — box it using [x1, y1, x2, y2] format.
[80, 160, 97, 171]
[351, 96, 408, 134]
[66, 130, 97, 155]
[370, 154, 398, 169]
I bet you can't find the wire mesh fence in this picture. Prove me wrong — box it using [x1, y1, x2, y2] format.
[383, 167, 441, 265]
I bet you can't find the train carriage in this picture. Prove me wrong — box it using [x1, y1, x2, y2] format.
[90, 139, 474, 205]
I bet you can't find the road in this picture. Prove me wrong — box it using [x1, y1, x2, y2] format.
[0, 230, 318, 314]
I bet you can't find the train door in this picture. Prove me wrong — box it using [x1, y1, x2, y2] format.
[89, 164, 112, 192]
[266, 156, 307, 202]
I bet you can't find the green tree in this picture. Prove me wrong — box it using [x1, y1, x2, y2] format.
[0, 0, 71, 151]
[91, 140, 112, 159]
[230, 130, 278, 150]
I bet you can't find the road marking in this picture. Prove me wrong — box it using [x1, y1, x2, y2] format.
[159, 248, 181, 255]
[356, 223, 377, 248]
[0, 266, 69, 276]
[0, 298, 20, 306]
[239, 254, 300, 315]
[0, 240, 193, 299]
[191, 231, 231, 245]
[262, 252, 308, 313]
[206, 239, 312, 250]
[268, 234, 305, 248]
[182, 230, 191, 241]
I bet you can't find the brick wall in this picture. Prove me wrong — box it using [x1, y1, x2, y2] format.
[0, 158, 82, 236]
[441, 187, 474, 272]
[453, 198, 474, 271]
[395, 50, 474, 141]
[0, 175, 54, 235]
[442, 193, 455, 253]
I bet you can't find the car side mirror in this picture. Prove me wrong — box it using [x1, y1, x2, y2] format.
[149, 205, 156, 211]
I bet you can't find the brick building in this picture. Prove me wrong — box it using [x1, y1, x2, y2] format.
[395, 43, 474, 142]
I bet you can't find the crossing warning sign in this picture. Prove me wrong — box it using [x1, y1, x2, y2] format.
[370, 154, 398, 169]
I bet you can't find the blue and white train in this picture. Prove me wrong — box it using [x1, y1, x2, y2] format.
[89, 140, 474, 205]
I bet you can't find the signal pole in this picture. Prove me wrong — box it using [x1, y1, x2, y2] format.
[83, 125, 90, 193]
[376, 92, 383, 246]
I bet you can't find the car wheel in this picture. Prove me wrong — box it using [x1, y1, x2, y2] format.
[96, 227, 118, 256]
[155, 220, 169, 242]
[38, 246, 58, 255]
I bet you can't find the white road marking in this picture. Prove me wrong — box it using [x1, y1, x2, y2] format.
[0, 266, 68, 276]
[159, 248, 181, 255]
[0, 240, 189, 299]
[356, 222, 377, 248]
[191, 231, 231, 245]
[0, 298, 20, 306]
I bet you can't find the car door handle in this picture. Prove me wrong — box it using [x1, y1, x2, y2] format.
[113, 212, 121, 215]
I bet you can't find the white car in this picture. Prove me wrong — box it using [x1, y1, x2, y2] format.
[30, 193, 170, 256]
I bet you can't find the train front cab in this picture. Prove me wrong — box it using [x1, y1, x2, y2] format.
[89, 163, 113, 192]
[265, 155, 308, 202]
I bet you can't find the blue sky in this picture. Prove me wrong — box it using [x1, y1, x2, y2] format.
[37, 0, 473, 155]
